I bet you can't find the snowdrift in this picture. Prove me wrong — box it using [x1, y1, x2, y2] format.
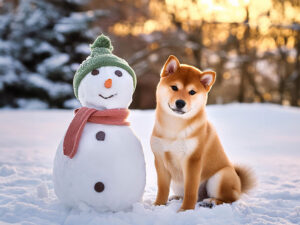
[0, 104, 299, 225]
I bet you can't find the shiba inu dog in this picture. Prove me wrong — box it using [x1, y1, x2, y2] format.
[150, 55, 255, 211]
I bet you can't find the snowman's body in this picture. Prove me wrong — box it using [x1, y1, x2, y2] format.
[53, 65, 146, 211]
[53, 123, 145, 211]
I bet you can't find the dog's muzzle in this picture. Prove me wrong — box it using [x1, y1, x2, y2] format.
[168, 103, 186, 114]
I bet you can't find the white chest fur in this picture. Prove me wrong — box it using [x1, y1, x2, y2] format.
[150, 135, 198, 156]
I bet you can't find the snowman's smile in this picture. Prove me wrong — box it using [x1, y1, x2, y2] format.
[99, 93, 117, 99]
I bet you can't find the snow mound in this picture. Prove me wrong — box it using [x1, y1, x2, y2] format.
[0, 165, 16, 177]
[0, 104, 299, 225]
[36, 183, 49, 199]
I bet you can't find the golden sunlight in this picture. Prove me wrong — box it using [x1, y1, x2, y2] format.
[111, 0, 300, 52]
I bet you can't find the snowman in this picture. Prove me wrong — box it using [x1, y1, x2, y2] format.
[53, 34, 146, 212]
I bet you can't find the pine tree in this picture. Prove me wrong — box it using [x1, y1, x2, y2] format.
[0, 0, 108, 108]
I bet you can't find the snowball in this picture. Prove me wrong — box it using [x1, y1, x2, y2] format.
[78, 66, 134, 110]
[53, 64, 145, 212]
[53, 123, 146, 212]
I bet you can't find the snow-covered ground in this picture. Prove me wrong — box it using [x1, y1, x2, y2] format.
[0, 104, 299, 225]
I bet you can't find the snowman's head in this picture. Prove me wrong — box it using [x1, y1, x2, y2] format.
[78, 66, 134, 109]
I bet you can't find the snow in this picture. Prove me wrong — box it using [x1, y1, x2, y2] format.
[0, 56, 20, 85]
[55, 10, 108, 34]
[0, 165, 16, 177]
[0, 104, 299, 224]
[53, 123, 146, 212]
[33, 42, 57, 55]
[78, 66, 134, 109]
[63, 98, 81, 109]
[37, 54, 70, 75]
[75, 44, 91, 55]
[0, 0, 109, 109]
[36, 183, 49, 199]
[27, 74, 73, 98]
[16, 98, 49, 109]
[54, 64, 145, 211]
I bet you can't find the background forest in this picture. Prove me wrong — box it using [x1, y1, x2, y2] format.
[0, 0, 299, 109]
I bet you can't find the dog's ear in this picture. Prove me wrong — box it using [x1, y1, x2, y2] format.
[161, 55, 180, 77]
[200, 71, 216, 92]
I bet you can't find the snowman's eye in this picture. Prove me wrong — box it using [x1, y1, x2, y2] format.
[91, 69, 99, 76]
[115, 70, 122, 77]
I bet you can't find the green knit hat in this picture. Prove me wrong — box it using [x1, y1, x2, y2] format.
[73, 34, 137, 98]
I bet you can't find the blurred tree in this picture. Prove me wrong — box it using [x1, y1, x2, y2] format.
[292, 27, 300, 106]
[0, 0, 108, 108]
[107, 0, 300, 108]
[1, 0, 300, 109]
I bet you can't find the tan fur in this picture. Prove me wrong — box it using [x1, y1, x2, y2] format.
[151, 55, 256, 211]
[234, 165, 257, 193]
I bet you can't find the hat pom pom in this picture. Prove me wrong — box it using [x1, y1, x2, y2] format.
[91, 34, 113, 51]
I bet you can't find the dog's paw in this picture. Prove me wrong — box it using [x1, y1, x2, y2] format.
[198, 201, 214, 208]
[154, 201, 167, 206]
[203, 197, 225, 206]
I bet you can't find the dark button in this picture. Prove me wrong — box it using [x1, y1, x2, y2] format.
[96, 131, 105, 141]
[94, 182, 105, 193]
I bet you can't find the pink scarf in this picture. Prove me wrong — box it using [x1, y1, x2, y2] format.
[63, 107, 130, 158]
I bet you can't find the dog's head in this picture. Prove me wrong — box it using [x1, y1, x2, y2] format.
[156, 55, 216, 118]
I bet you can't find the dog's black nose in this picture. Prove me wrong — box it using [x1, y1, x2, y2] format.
[175, 99, 186, 109]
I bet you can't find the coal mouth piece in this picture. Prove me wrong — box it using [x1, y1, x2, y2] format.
[99, 93, 117, 99]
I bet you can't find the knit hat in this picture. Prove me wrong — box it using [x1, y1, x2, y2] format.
[73, 34, 137, 98]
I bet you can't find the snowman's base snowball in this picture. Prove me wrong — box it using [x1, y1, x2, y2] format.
[53, 123, 146, 212]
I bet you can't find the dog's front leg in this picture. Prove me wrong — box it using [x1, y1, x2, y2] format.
[179, 158, 201, 211]
[154, 153, 171, 206]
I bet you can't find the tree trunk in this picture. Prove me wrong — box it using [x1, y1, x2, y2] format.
[291, 30, 300, 106]
[238, 70, 246, 102]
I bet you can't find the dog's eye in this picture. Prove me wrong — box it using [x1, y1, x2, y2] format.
[171, 85, 178, 91]
[189, 90, 196, 95]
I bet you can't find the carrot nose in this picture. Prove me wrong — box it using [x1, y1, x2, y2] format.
[104, 79, 112, 89]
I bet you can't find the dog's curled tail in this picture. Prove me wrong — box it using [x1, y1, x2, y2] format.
[234, 165, 256, 194]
